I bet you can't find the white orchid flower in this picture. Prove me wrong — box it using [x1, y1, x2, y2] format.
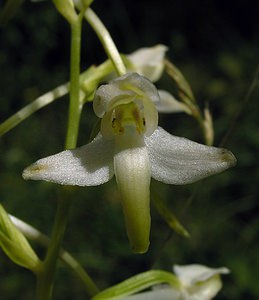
[23, 73, 236, 253]
[123, 264, 229, 300]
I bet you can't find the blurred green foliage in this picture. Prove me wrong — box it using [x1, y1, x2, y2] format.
[0, 0, 258, 299]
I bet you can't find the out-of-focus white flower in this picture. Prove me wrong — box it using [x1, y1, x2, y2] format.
[23, 73, 236, 253]
[126, 44, 168, 82]
[157, 90, 192, 114]
[123, 264, 230, 300]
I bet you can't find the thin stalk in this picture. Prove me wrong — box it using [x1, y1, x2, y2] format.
[80, 6, 126, 76]
[36, 16, 83, 300]
[65, 18, 83, 149]
[36, 197, 71, 300]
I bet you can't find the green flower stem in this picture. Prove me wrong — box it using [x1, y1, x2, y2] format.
[85, 8, 126, 76]
[36, 16, 83, 300]
[36, 196, 72, 300]
[65, 17, 83, 149]
[10, 214, 99, 296]
[92, 270, 181, 299]
[75, 4, 126, 76]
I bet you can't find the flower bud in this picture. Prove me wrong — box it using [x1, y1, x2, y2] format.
[0, 204, 42, 273]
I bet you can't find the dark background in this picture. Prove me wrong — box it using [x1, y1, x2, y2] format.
[0, 0, 258, 299]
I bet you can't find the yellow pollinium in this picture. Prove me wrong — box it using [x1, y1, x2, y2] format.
[112, 102, 145, 135]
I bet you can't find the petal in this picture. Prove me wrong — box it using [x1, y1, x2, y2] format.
[22, 133, 114, 186]
[93, 84, 133, 118]
[114, 130, 151, 253]
[157, 90, 192, 114]
[114, 72, 160, 104]
[145, 127, 236, 185]
[126, 44, 168, 82]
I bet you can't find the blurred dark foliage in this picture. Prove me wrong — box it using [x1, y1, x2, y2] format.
[0, 0, 258, 299]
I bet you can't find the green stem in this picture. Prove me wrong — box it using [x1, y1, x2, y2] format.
[85, 8, 126, 76]
[76, 5, 126, 76]
[36, 16, 83, 300]
[36, 197, 71, 300]
[65, 18, 83, 149]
